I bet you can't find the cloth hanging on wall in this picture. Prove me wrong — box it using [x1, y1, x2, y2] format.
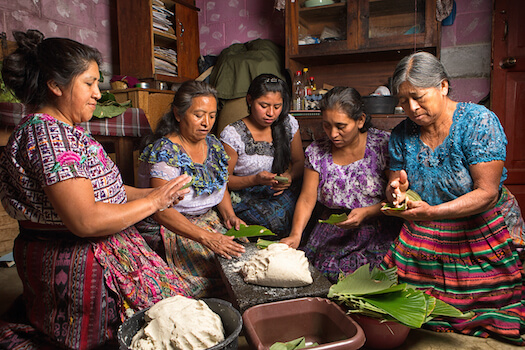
[209, 39, 287, 100]
[436, 0, 454, 21]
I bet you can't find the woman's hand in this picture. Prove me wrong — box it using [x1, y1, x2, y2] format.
[149, 174, 192, 212]
[280, 235, 301, 249]
[223, 214, 246, 231]
[336, 207, 368, 229]
[382, 199, 434, 221]
[201, 232, 245, 259]
[271, 171, 292, 196]
[255, 170, 278, 187]
[387, 170, 409, 206]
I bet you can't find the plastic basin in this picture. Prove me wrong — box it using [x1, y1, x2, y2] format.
[117, 298, 242, 350]
[242, 297, 365, 350]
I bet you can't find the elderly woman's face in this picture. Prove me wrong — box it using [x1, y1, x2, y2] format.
[397, 81, 449, 126]
[176, 95, 217, 142]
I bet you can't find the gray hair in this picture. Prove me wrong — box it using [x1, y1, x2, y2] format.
[391, 52, 450, 95]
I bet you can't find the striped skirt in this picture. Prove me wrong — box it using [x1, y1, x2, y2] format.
[381, 207, 525, 345]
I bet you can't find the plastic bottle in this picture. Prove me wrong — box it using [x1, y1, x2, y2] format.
[305, 76, 319, 110]
[293, 70, 305, 110]
[302, 67, 311, 96]
[309, 76, 316, 93]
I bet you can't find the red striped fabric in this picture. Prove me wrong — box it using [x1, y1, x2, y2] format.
[0, 102, 151, 137]
[381, 207, 525, 345]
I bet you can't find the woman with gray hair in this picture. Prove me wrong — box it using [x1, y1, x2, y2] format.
[381, 51, 525, 344]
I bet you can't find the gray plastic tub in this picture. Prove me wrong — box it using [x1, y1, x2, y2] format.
[118, 298, 242, 350]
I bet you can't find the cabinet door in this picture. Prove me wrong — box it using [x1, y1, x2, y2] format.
[116, 0, 155, 80]
[285, 0, 439, 59]
[361, 0, 440, 50]
[174, 2, 200, 80]
[116, 0, 199, 83]
[286, 0, 355, 58]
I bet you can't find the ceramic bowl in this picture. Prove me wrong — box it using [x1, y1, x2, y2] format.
[350, 314, 410, 349]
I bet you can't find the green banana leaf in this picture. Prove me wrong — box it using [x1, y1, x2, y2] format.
[225, 224, 276, 238]
[328, 264, 398, 297]
[256, 238, 277, 249]
[93, 92, 132, 118]
[274, 175, 289, 183]
[361, 289, 429, 328]
[318, 213, 348, 225]
[328, 264, 473, 329]
[382, 189, 422, 211]
[430, 297, 474, 319]
[270, 337, 318, 350]
[180, 176, 194, 190]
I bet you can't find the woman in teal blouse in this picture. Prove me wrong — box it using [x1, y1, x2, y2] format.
[381, 52, 525, 345]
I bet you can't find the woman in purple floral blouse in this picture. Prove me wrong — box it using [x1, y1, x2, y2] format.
[0, 30, 192, 349]
[281, 87, 401, 283]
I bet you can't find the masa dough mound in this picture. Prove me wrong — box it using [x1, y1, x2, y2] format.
[242, 243, 313, 287]
[130, 295, 225, 350]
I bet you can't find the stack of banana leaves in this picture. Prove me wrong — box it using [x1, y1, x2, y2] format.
[93, 91, 131, 118]
[328, 264, 474, 328]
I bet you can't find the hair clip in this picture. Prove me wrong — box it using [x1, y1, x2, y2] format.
[265, 77, 280, 83]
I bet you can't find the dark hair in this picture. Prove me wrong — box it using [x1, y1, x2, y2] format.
[1, 29, 102, 109]
[319, 87, 372, 133]
[247, 73, 291, 174]
[144, 80, 218, 146]
[391, 51, 450, 95]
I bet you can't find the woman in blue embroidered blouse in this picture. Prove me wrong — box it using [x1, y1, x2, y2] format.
[381, 52, 525, 345]
[138, 80, 246, 298]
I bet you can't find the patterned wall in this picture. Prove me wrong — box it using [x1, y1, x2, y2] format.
[195, 0, 285, 56]
[0, 0, 113, 88]
[0, 0, 494, 102]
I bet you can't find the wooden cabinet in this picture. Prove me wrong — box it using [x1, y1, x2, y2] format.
[292, 111, 406, 148]
[285, 0, 441, 97]
[115, 0, 200, 86]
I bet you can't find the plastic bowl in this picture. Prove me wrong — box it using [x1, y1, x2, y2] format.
[242, 297, 365, 350]
[363, 95, 398, 114]
[350, 314, 410, 349]
[117, 298, 242, 350]
[304, 0, 335, 8]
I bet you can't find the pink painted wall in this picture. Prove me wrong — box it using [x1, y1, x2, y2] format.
[0, 0, 113, 89]
[0, 0, 494, 102]
[195, 0, 493, 104]
[195, 0, 285, 56]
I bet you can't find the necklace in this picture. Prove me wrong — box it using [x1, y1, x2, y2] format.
[177, 134, 206, 163]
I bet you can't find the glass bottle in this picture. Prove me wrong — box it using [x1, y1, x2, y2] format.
[293, 70, 305, 110]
